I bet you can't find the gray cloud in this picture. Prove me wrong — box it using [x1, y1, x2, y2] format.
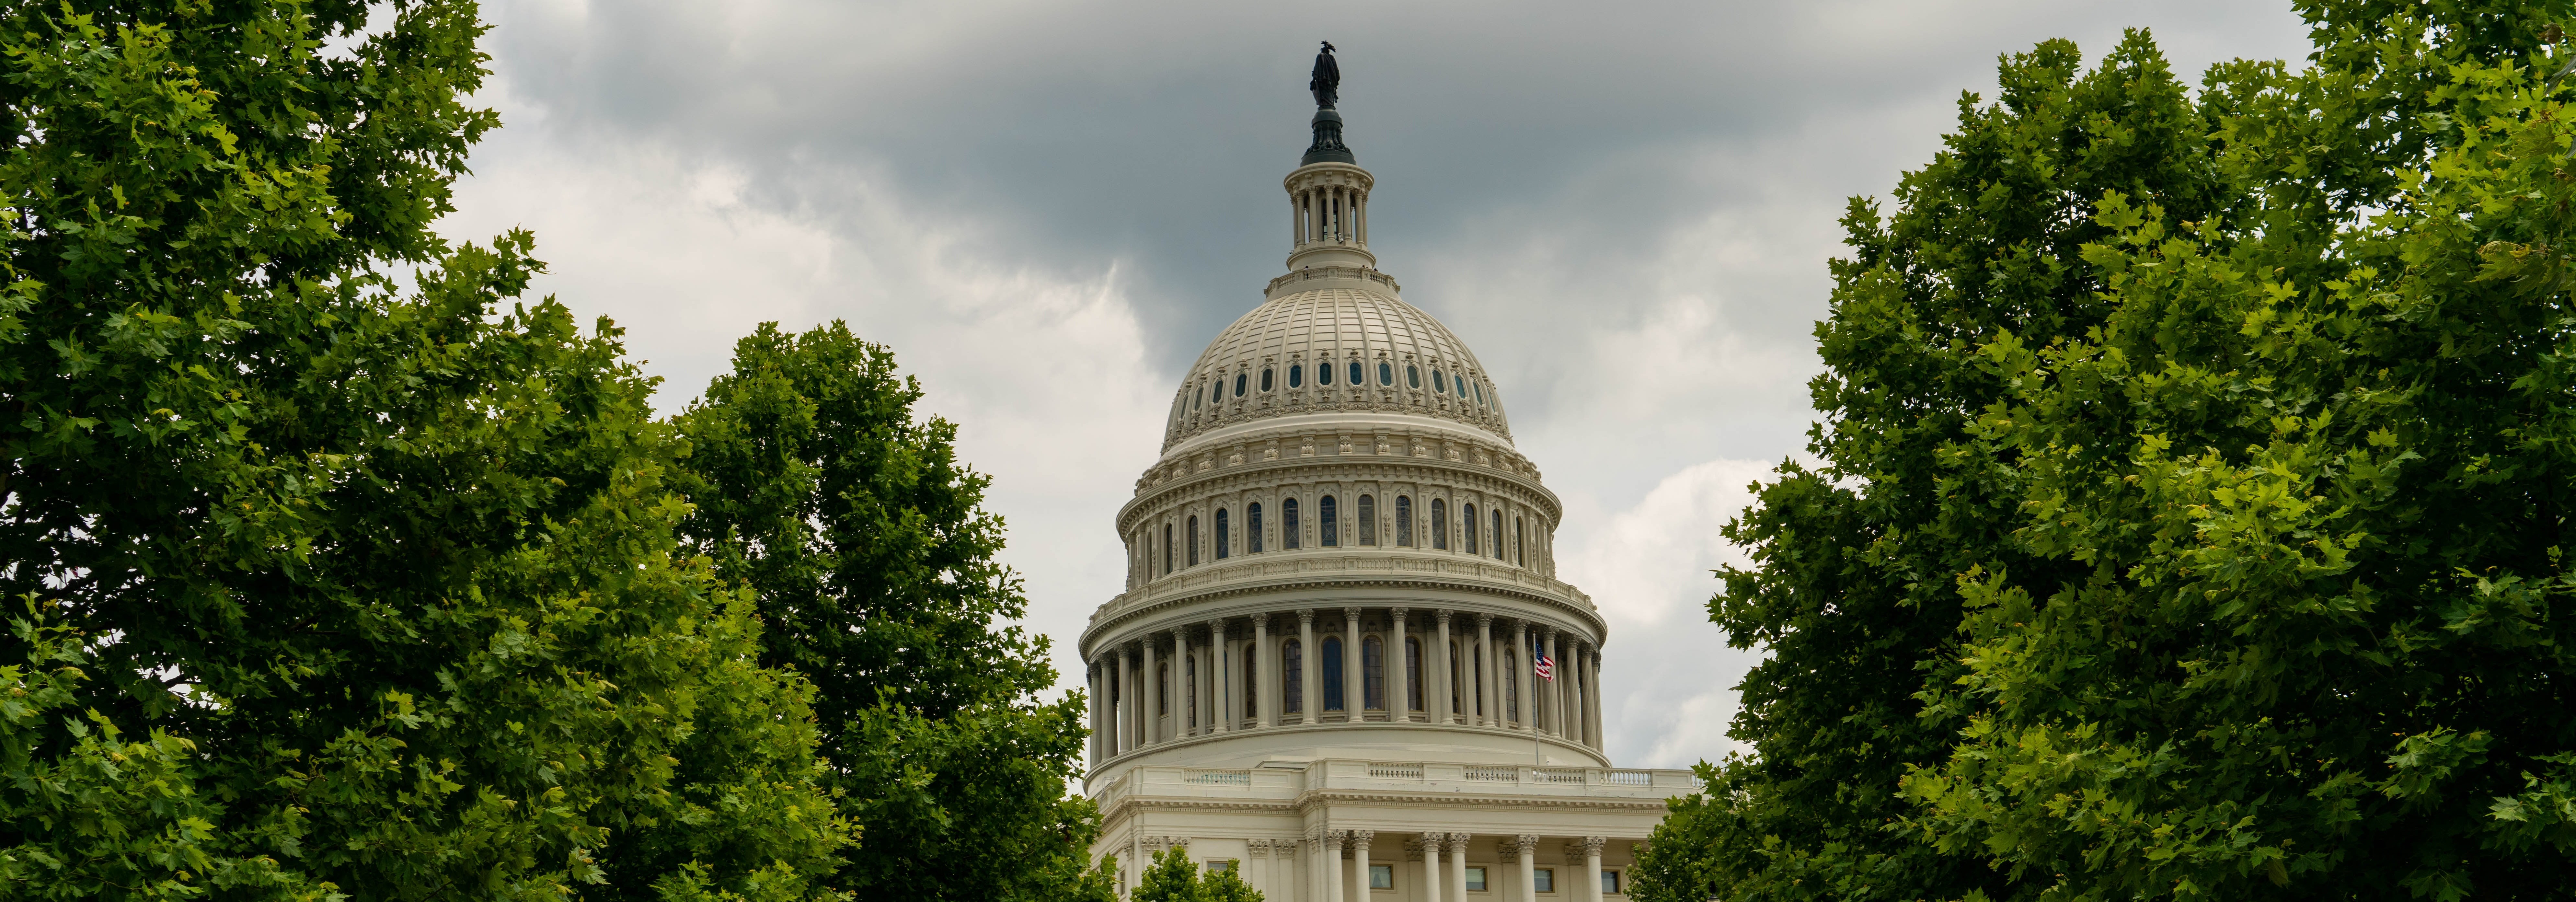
[445, 0, 2313, 769]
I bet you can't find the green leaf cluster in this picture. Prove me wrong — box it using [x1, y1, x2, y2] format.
[0, 2, 847, 899]
[1130, 847, 1258, 902]
[669, 321, 1109, 901]
[1638, 2, 2576, 900]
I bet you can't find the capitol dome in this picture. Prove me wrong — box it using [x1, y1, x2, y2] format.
[1081, 45, 1692, 902]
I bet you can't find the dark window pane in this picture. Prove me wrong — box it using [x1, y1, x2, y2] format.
[1260, 368, 1273, 391]
[1363, 636, 1385, 710]
[1323, 637, 1345, 711]
[1395, 496, 1412, 547]
[1188, 516, 1200, 565]
[1431, 499, 1447, 549]
[1433, 370, 1447, 393]
[1284, 498, 1301, 550]
[1357, 495, 1376, 545]
[1234, 373, 1247, 397]
[1320, 495, 1339, 546]
[1407, 364, 1420, 388]
[1493, 511, 1506, 559]
[1215, 509, 1230, 559]
[1289, 364, 1303, 388]
[1464, 503, 1478, 554]
[1283, 639, 1303, 713]
[1406, 637, 1423, 711]
[1378, 362, 1392, 386]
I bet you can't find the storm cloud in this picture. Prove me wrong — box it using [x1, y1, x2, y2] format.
[440, 0, 2313, 768]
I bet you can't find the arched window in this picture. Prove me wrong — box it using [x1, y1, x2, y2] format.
[1378, 362, 1393, 386]
[1162, 523, 1173, 573]
[1514, 517, 1525, 565]
[1430, 498, 1448, 550]
[1395, 496, 1413, 547]
[1283, 498, 1301, 550]
[1186, 655, 1198, 729]
[1282, 639, 1304, 714]
[1234, 373, 1247, 397]
[1319, 495, 1339, 546]
[1357, 495, 1377, 545]
[1363, 636, 1386, 711]
[1433, 370, 1447, 393]
[1247, 503, 1263, 553]
[1463, 503, 1479, 554]
[1472, 643, 1485, 716]
[1215, 508, 1230, 560]
[1322, 637, 1346, 712]
[1289, 364, 1303, 388]
[1493, 511, 1506, 560]
[1187, 516, 1200, 566]
[1407, 364, 1420, 388]
[1406, 637, 1423, 711]
[1504, 650, 1519, 722]
[1242, 642, 1257, 718]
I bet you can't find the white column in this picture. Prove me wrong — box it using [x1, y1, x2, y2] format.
[1511, 621, 1532, 732]
[1342, 607, 1364, 722]
[1118, 646, 1136, 754]
[1576, 644, 1597, 752]
[1514, 836, 1539, 902]
[1087, 663, 1103, 766]
[1173, 626, 1193, 737]
[1419, 832, 1443, 902]
[1212, 619, 1232, 733]
[1293, 193, 1305, 246]
[1255, 614, 1274, 728]
[1356, 190, 1368, 246]
[1350, 830, 1374, 899]
[1324, 830, 1346, 902]
[1143, 637, 1162, 745]
[1447, 835, 1470, 902]
[1583, 837, 1605, 902]
[1434, 610, 1455, 724]
[1476, 615, 1496, 728]
[1299, 609, 1320, 724]
[1390, 607, 1411, 721]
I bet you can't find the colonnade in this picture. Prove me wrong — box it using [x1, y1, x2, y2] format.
[1087, 606, 1605, 767]
[1274, 832, 1611, 902]
[1293, 182, 1366, 248]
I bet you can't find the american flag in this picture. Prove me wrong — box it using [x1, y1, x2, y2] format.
[1534, 653, 1554, 681]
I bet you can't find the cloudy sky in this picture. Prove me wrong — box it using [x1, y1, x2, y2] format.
[438, 0, 2314, 769]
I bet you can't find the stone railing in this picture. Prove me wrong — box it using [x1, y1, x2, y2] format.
[1097, 551, 1594, 624]
[1089, 759, 1701, 810]
[1264, 264, 1401, 295]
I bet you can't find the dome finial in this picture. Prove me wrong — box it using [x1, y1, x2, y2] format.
[1302, 42, 1353, 165]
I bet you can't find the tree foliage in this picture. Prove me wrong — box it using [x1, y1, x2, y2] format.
[0, 2, 845, 899]
[1131, 847, 1259, 902]
[1639, 2, 2576, 900]
[671, 322, 1106, 901]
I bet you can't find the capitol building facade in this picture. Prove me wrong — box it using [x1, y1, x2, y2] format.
[1079, 50, 1694, 902]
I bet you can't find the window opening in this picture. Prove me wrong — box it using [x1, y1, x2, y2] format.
[1450, 643, 1463, 715]
[1378, 362, 1393, 386]
[1260, 368, 1273, 392]
[1464, 503, 1478, 554]
[1473, 644, 1485, 715]
[1601, 870, 1620, 894]
[1534, 868, 1555, 893]
[1188, 516, 1201, 566]
[1394, 496, 1412, 547]
[1357, 495, 1377, 545]
[1322, 637, 1345, 711]
[1433, 370, 1447, 393]
[1515, 517, 1525, 565]
[1406, 364, 1420, 388]
[1283, 498, 1301, 550]
[1247, 503, 1263, 553]
[1320, 495, 1338, 546]
[1194, 382, 1205, 410]
[1283, 639, 1304, 713]
[1234, 373, 1247, 397]
[1493, 510, 1506, 559]
[1370, 864, 1394, 889]
[1242, 642, 1257, 717]
[1505, 649, 1519, 721]
[1363, 636, 1385, 711]
[1186, 656, 1197, 729]
[1455, 372, 1468, 398]
[1289, 364, 1303, 388]
[1431, 498, 1447, 549]
[1464, 867, 1489, 892]
[1215, 508, 1230, 560]
[1475, 381, 1486, 405]
[1158, 663, 1169, 713]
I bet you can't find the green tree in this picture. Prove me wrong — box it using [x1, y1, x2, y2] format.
[0, 2, 845, 899]
[1132, 847, 1259, 902]
[1632, 29, 2237, 902]
[1639, 2, 2576, 901]
[671, 321, 1105, 901]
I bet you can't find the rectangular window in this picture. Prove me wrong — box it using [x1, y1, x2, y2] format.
[1395, 496, 1412, 546]
[1189, 517, 1201, 566]
[1534, 868, 1554, 893]
[1430, 498, 1446, 549]
[1284, 498, 1301, 549]
[1216, 508, 1231, 559]
[1601, 870, 1621, 895]
[1358, 494, 1377, 545]
[1248, 503, 1264, 553]
[1205, 860, 1236, 873]
[1493, 510, 1505, 559]
[1370, 864, 1393, 889]
[1320, 495, 1338, 546]
[1464, 866, 1488, 892]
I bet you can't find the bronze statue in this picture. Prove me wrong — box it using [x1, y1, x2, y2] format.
[1310, 41, 1339, 109]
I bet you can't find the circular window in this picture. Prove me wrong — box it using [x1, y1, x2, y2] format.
[1260, 368, 1274, 392]
[1406, 365, 1420, 389]
[1289, 365, 1303, 388]
[1377, 362, 1392, 386]
[1234, 373, 1248, 397]
[1433, 370, 1447, 393]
